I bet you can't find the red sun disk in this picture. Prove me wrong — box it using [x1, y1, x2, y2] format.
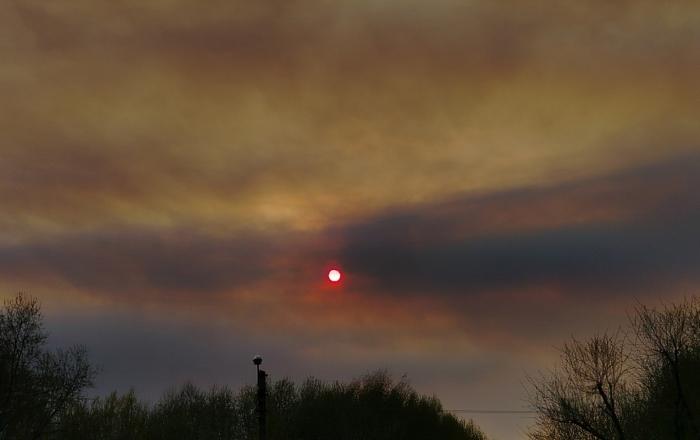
[328, 269, 341, 282]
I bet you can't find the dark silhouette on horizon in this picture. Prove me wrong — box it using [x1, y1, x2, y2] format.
[0, 293, 485, 440]
[4, 291, 700, 439]
[528, 297, 700, 440]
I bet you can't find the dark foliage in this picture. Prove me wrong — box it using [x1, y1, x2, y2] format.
[1, 294, 485, 439]
[54, 372, 485, 440]
[0, 293, 96, 440]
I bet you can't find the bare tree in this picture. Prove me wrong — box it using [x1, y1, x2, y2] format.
[529, 297, 700, 440]
[528, 333, 634, 440]
[633, 298, 700, 440]
[0, 293, 96, 439]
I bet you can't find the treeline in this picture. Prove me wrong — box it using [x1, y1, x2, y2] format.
[59, 373, 485, 440]
[528, 297, 700, 440]
[8, 290, 700, 440]
[0, 294, 485, 440]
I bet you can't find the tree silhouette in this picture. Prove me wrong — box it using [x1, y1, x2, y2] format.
[529, 297, 700, 440]
[55, 373, 485, 440]
[2, 293, 485, 439]
[0, 293, 96, 439]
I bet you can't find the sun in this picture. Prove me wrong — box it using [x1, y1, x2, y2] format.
[328, 269, 342, 282]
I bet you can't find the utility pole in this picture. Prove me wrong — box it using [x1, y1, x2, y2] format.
[253, 355, 267, 440]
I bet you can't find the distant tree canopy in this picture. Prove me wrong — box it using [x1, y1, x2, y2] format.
[529, 297, 700, 440]
[58, 372, 485, 440]
[0, 293, 485, 440]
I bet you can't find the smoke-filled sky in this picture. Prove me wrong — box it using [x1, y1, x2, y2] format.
[1, 1, 699, 438]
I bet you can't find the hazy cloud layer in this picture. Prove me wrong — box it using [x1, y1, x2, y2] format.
[2, 1, 699, 438]
[2, 153, 698, 303]
[338, 154, 700, 296]
[2, 0, 699, 241]
[0, 229, 280, 294]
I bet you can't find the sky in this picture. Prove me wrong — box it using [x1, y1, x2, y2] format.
[1, 1, 699, 438]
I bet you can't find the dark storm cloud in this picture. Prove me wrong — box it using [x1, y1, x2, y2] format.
[337, 154, 700, 295]
[1, 154, 699, 300]
[0, 228, 280, 295]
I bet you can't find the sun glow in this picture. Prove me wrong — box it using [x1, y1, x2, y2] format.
[328, 269, 341, 282]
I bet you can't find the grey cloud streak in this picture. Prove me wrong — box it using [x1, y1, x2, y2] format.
[1, 154, 699, 301]
[337, 154, 700, 296]
[0, 229, 281, 295]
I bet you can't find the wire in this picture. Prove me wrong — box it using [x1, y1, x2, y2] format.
[447, 409, 536, 414]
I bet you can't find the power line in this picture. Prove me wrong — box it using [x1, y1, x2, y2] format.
[447, 409, 536, 414]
